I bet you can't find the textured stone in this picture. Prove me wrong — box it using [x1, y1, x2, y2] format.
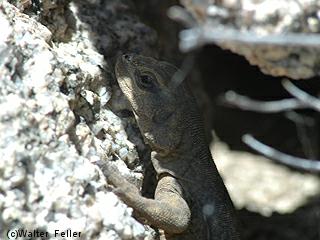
[0, 1, 156, 239]
[212, 141, 320, 216]
[177, 0, 320, 79]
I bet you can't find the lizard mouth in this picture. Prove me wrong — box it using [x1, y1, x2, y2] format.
[115, 55, 129, 79]
[116, 53, 135, 68]
[115, 54, 135, 89]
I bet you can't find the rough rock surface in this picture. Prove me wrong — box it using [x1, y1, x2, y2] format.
[212, 141, 320, 216]
[0, 0, 156, 239]
[2, 0, 319, 239]
[175, 0, 320, 79]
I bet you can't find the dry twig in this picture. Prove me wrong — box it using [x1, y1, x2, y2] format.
[243, 134, 320, 172]
[282, 79, 320, 112]
[221, 79, 320, 171]
[220, 91, 306, 112]
[179, 27, 320, 51]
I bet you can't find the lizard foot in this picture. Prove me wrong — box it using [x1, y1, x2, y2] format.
[94, 160, 140, 198]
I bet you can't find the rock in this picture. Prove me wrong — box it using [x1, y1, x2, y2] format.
[175, 0, 320, 79]
[212, 141, 320, 216]
[0, 0, 157, 239]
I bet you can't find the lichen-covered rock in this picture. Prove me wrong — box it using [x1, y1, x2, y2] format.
[175, 0, 320, 79]
[0, 1, 156, 239]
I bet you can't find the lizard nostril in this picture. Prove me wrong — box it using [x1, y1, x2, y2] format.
[123, 54, 132, 61]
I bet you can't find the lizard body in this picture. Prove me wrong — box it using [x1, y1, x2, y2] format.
[99, 54, 240, 239]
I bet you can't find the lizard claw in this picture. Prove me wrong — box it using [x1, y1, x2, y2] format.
[94, 160, 128, 189]
[94, 160, 122, 186]
[94, 160, 140, 198]
[94, 160, 114, 179]
[94, 160, 110, 172]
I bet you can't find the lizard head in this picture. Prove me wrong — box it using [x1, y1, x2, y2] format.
[115, 54, 190, 155]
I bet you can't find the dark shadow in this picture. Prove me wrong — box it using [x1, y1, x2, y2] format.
[238, 196, 320, 240]
[196, 44, 320, 159]
[73, 0, 157, 67]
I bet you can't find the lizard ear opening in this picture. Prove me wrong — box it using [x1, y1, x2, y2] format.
[152, 109, 174, 124]
[144, 111, 183, 153]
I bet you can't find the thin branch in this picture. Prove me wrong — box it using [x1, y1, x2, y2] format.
[285, 111, 315, 126]
[282, 79, 320, 112]
[179, 27, 320, 51]
[242, 134, 320, 172]
[167, 6, 197, 28]
[285, 111, 317, 159]
[170, 54, 195, 89]
[220, 90, 307, 112]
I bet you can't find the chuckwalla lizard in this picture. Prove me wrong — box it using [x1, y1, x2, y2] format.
[97, 54, 240, 240]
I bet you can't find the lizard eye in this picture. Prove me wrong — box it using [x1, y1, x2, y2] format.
[140, 75, 153, 86]
[137, 72, 157, 91]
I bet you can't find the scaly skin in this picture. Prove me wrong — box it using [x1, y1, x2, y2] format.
[98, 54, 240, 239]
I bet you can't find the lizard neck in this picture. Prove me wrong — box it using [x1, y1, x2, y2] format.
[151, 98, 213, 178]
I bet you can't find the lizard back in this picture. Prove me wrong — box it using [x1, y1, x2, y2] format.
[153, 91, 240, 240]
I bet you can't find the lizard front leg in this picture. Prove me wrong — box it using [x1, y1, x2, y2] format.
[96, 161, 191, 234]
